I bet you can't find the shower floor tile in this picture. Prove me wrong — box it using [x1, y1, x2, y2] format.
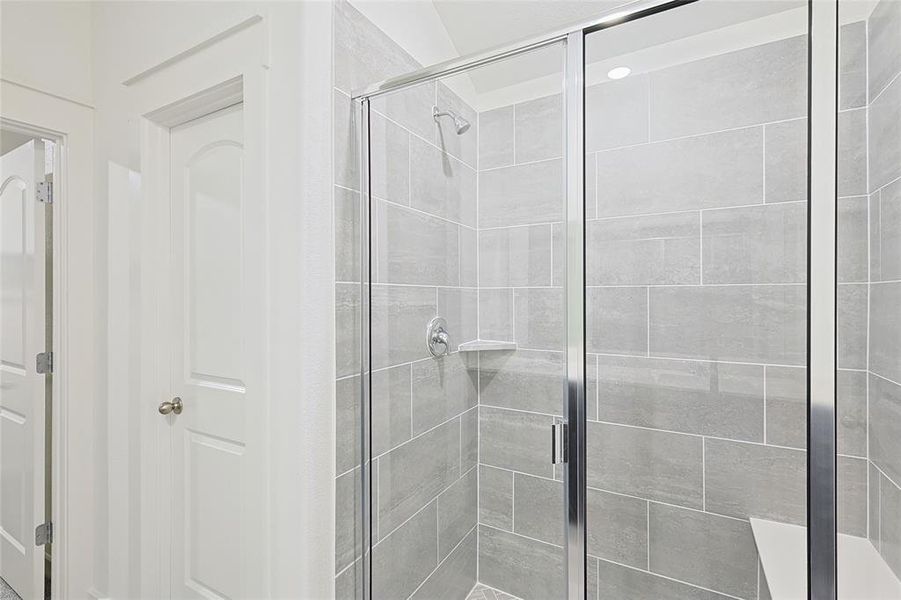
[467, 583, 521, 600]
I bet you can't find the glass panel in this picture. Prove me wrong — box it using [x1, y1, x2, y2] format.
[585, 5, 810, 599]
[365, 43, 567, 599]
[838, 0, 901, 597]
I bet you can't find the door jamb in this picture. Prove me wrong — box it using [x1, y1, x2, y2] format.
[137, 76, 246, 599]
[0, 82, 94, 599]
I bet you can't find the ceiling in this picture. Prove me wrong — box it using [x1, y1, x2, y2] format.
[431, 0, 625, 57]
[355, 0, 876, 109]
[435, 0, 809, 105]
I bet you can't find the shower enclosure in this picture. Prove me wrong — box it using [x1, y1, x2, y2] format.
[338, 0, 900, 597]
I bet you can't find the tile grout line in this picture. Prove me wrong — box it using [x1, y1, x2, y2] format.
[646, 286, 651, 357]
[596, 115, 807, 154]
[757, 559, 761, 600]
[877, 470, 882, 552]
[698, 210, 704, 285]
[701, 437, 707, 511]
[868, 60, 901, 107]
[871, 460, 901, 496]
[512, 103, 517, 166]
[340, 280, 813, 290]
[481, 403, 815, 453]
[458, 196, 810, 233]
[374, 190, 478, 230]
[870, 370, 901, 391]
[480, 524, 562, 550]
[594, 151, 600, 218]
[478, 462, 756, 531]
[763, 367, 768, 445]
[482, 154, 564, 173]
[646, 74, 652, 146]
[459, 414, 463, 484]
[866, 10, 877, 523]
[511, 472, 516, 531]
[864, 22, 873, 543]
[645, 501, 651, 571]
[405, 523, 478, 600]
[374, 103, 479, 173]
[595, 556, 747, 600]
[761, 122, 767, 204]
[548, 222, 555, 289]
[475, 106, 483, 583]
[372, 405, 478, 463]
[375, 459, 380, 542]
[376, 462, 479, 552]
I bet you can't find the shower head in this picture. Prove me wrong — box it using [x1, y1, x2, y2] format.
[433, 105, 471, 135]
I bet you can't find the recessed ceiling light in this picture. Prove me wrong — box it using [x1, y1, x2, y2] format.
[607, 66, 631, 80]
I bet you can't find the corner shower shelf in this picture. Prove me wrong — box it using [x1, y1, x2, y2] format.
[751, 518, 901, 600]
[457, 340, 517, 352]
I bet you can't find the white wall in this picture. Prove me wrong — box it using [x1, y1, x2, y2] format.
[3, 2, 336, 596]
[0, 1, 94, 106]
[1, 3, 97, 598]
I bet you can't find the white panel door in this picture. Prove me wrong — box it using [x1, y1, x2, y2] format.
[0, 140, 47, 600]
[166, 104, 266, 600]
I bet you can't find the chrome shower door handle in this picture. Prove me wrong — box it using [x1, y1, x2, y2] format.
[426, 316, 451, 357]
[551, 422, 568, 464]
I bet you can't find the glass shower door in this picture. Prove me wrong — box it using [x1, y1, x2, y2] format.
[360, 42, 570, 600]
[584, 5, 812, 599]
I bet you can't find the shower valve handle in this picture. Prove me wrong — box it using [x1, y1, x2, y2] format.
[432, 329, 449, 350]
[426, 317, 451, 357]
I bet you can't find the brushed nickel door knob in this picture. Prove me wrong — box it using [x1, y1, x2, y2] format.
[158, 397, 183, 415]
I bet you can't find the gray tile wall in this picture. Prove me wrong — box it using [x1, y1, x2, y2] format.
[474, 80, 570, 600]
[335, 3, 900, 597]
[865, 0, 901, 581]
[474, 31, 822, 600]
[333, 3, 478, 598]
[582, 33, 817, 600]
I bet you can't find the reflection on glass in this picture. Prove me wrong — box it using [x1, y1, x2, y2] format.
[837, 0, 901, 598]
[585, 4, 810, 599]
[361, 43, 568, 599]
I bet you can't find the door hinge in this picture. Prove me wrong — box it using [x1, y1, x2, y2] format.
[36, 180, 53, 204]
[36, 352, 53, 374]
[551, 421, 568, 465]
[35, 522, 53, 546]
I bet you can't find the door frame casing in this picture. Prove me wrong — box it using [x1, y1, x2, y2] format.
[0, 80, 95, 600]
[134, 20, 269, 599]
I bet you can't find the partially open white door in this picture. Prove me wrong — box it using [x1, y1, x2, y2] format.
[0, 139, 48, 599]
[163, 104, 267, 599]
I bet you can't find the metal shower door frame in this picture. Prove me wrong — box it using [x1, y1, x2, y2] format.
[353, 1, 839, 598]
